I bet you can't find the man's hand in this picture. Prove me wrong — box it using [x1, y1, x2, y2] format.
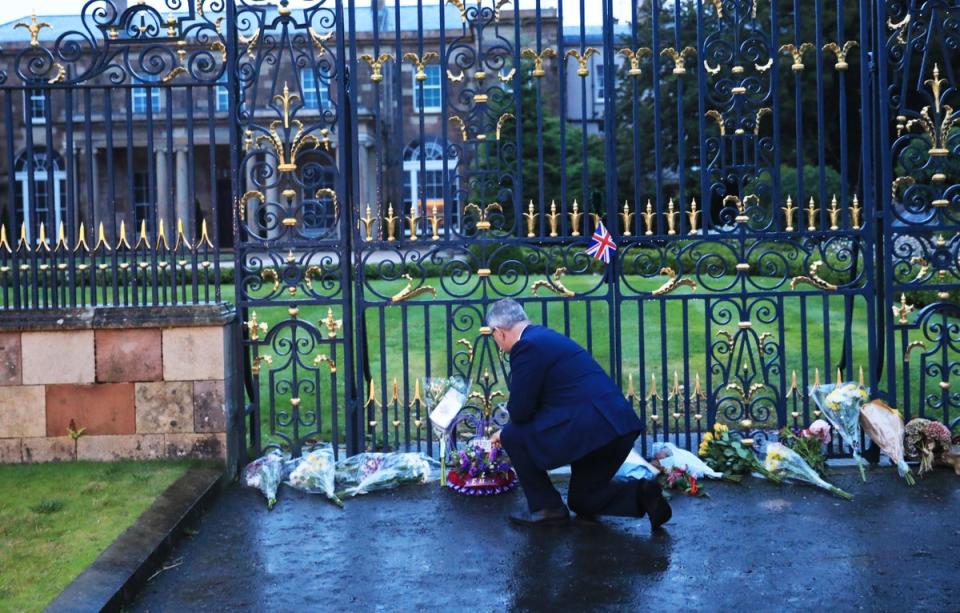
[490, 429, 502, 448]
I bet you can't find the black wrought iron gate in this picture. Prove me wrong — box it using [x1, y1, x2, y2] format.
[5, 1, 953, 460]
[226, 0, 960, 460]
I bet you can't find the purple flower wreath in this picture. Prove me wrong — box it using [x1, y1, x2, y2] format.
[445, 443, 517, 496]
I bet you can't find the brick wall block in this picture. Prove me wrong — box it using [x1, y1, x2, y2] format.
[22, 331, 95, 384]
[0, 385, 45, 438]
[135, 381, 194, 434]
[162, 327, 225, 381]
[46, 383, 136, 437]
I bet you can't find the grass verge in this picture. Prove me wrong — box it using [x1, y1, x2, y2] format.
[0, 460, 198, 611]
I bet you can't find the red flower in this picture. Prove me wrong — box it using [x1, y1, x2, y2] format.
[688, 475, 698, 496]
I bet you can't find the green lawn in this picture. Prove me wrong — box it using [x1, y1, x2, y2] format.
[0, 460, 197, 611]
[219, 272, 948, 451]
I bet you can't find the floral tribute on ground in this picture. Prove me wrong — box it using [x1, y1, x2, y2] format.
[778, 419, 831, 478]
[860, 400, 914, 485]
[698, 423, 782, 483]
[905, 418, 952, 477]
[445, 443, 518, 496]
[811, 379, 869, 481]
[764, 442, 852, 500]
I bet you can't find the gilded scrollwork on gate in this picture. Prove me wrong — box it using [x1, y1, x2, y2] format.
[5, 1, 227, 87]
[709, 298, 783, 428]
[882, 0, 960, 420]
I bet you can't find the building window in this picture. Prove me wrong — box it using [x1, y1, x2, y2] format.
[132, 86, 162, 113]
[402, 139, 458, 229]
[595, 64, 605, 102]
[215, 73, 229, 112]
[24, 89, 47, 123]
[301, 166, 337, 236]
[13, 148, 67, 244]
[413, 64, 442, 112]
[133, 172, 152, 233]
[300, 68, 329, 110]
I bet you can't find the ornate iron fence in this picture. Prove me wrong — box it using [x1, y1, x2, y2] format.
[1, 0, 958, 459]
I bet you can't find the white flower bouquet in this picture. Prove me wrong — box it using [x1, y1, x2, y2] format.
[243, 449, 286, 510]
[811, 381, 869, 481]
[285, 444, 342, 507]
[335, 452, 439, 498]
[764, 442, 852, 500]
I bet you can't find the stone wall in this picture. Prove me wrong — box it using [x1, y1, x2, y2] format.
[0, 305, 241, 467]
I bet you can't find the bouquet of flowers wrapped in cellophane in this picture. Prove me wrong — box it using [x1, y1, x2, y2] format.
[244, 449, 286, 510]
[423, 376, 470, 486]
[764, 442, 852, 500]
[778, 419, 831, 479]
[285, 444, 342, 508]
[335, 452, 440, 498]
[698, 423, 782, 483]
[652, 442, 723, 479]
[860, 400, 914, 485]
[445, 442, 517, 496]
[810, 380, 869, 481]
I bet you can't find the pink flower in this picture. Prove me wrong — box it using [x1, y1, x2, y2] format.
[923, 421, 952, 447]
[807, 419, 832, 444]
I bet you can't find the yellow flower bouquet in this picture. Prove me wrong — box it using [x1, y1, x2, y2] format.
[698, 422, 781, 483]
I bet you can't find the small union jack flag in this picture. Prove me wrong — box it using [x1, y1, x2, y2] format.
[585, 221, 617, 264]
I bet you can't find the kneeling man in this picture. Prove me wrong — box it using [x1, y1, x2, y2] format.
[488, 298, 671, 529]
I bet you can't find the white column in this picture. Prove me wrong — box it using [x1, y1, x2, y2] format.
[156, 147, 170, 233]
[357, 132, 373, 213]
[266, 155, 280, 240]
[72, 147, 81, 227]
[91, 148, 105, 229]
[175, 147, 190, 236]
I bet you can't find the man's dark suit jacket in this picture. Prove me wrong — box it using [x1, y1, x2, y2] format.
[505, 325, 643, 470]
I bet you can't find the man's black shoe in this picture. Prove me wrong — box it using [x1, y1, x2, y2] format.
[638, 479, 672, 530]
[508, 506, 570, 526]
[573, 514, 602, 526]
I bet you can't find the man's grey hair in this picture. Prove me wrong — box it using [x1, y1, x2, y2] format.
[486, 299, 530, 330]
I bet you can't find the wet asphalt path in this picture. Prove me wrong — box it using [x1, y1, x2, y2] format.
[132, 468, 960, 612]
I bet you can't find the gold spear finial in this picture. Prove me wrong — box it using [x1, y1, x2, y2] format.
[547, 200, 560, 237]
[642, 200, 655, 236]
[806, 197, 818, 232]
[569, 200, 582, 237]
[384, 203, 397, 241]
[782, 195, 796, 232]
[828, 194, 841, 230]
[666, 198, 677, 235]
[687, 198, 700, 235]
[850, 195, 862, 229]
[524, 200, 537, 238]
[620, 201, 634, 236]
